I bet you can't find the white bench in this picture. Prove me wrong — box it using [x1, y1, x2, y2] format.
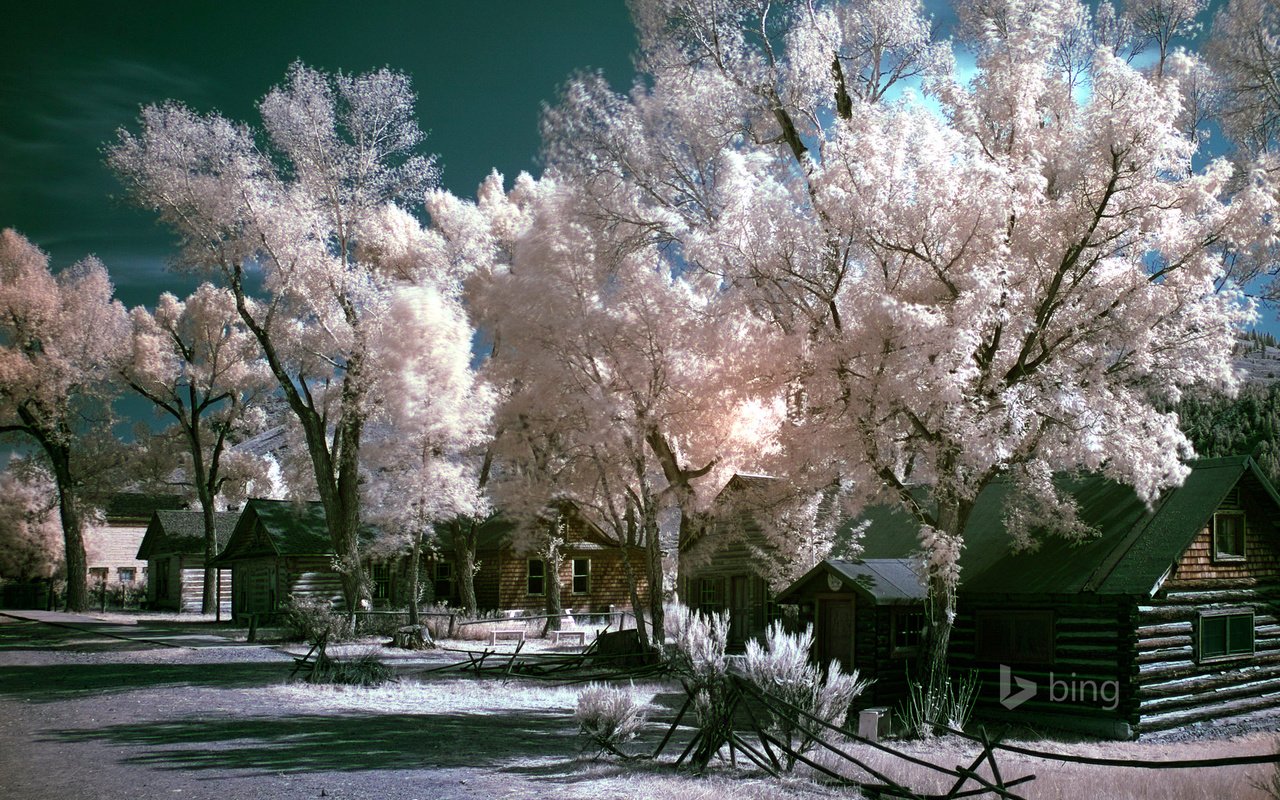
[489, 629, 526, 646]
[551, 629, 587, 645]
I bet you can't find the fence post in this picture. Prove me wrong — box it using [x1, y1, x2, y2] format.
[247, 613, 259, 643]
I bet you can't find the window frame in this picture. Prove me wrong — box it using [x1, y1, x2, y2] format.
[117, 567, 136, 584]
[1197, 609, 1255, 663]
[433, 561, 453, 602]
[1212, 511, 1247, 563]
[527, 559, 546, 596]
[370, 562, 392, 601]
[698, 577, 723, 612]
[975, 609, 1055, 665]
[890, 608, 926, 658]
[571, 558, 591, 595]
[88, 567, 109, 584]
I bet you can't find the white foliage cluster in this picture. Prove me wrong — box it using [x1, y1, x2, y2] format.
[0, 462, 63, 582]
[538, 0, 1278, 592]
[574, 683, 649, 755]
[742, 622, 872, 762]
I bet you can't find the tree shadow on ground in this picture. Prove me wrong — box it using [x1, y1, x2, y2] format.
[46, 709, 578, 774]
[0, 660, 290, 702]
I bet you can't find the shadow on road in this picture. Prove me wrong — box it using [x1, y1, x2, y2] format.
[45, 708, 577, 774]
[0, 659, 291, 701]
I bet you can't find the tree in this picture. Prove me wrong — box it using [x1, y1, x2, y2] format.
[541, 0, 1274, 702]
[0, 230, 129, 611]
[109, 64, 441, 611]
[122, 283, 273, 613]
[431, 172, 773, 646]
[362, 282, 493, 625]
[0, 461, 64, 584]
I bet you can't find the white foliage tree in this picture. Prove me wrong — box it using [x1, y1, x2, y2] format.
[122, 283, 274, 612]
[109, 63, 442, 610]
[540, 0, 1275, 694]
[0, 461, 64, 584]
[0, 230, 129, 611]
[363, 281, 493, 625]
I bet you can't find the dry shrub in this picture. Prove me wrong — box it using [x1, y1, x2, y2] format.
[308, 648, 394, 687]
[743, 622, 872, 768]
[575, 682, 648, 757]
[281, 594, 352, 643]
[663, 601, 732, 770]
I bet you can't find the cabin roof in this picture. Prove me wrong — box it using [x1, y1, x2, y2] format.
[775, 558, 925, 605]
[136, 510, 239, 560]
[211, 499, 338, 563]
[102, 492, 186, 523]
[851, 455, 1278, 597]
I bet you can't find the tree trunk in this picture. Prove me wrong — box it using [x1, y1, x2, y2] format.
[455, 522, 479, 616]
[197, 485, 218, 615]
[407, 527, 422, 627]
[641, 496, 665, 646]
[544, 534, 564, 632]
[47, 441, 87, 612]
[917, 495, 969, 729]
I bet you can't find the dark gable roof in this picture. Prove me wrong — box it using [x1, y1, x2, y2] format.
[103, 493, 186, 523]
[136, 510, 240, 560]
[776, 558, 926, 605]
[213, 499, 337, 563]
[851, 455, 1277, 597]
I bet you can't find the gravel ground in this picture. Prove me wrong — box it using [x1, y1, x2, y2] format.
[1, 611, 1277, 800]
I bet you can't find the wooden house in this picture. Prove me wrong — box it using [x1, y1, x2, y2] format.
[136, 510, 238, 613]
[85, 493, 185, 589]
[429, 508, 650, 615]
[211, 499, 347, 620]
[680, 474, 817, 648]
[778, 455, 1280, 738]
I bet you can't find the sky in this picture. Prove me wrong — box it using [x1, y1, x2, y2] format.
[0, 1, 638, 310]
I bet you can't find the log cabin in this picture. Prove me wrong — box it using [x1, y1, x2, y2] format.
[136, 510, 238, 613]
[778, 455, 1280, 738]
[211, 499, 349, 620]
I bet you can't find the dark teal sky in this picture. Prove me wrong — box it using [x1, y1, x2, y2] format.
[0, 1, 637, 308]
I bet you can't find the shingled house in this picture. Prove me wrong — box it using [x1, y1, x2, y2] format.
[778, 455, 1280, 738]
[85, 493, 185, 589]
[418, 507, 649, 616]
[136, 510, 238, 613]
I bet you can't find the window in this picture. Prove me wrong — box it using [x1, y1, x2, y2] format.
[118, 568, 136, 584]
[976, 610, 1055, 664]
[891, 609, 926, 656]
[572, 559, 591, 594]
[698, 578, 723, 612]
[433, 561, 453, 602]
[371, 563, 391, 601]
[527, 559, 545, 596]
[1198, 610, 1254, 661]
[1213, 512, 1246, 561]
[89, 568, 108, 584]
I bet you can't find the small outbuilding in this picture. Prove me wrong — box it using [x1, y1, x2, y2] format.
[211, 499, 345, 620]
[136, 510, 238, 613]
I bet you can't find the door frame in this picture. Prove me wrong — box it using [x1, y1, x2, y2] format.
[816, 591, 855, 669]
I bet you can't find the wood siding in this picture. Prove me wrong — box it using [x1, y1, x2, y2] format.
[494, 546, 648, 614]
[228, 555, 343, 619]
[85, 522, 149, 585]
[950, 596, 1133, 737]
[148, 554, 231, 613]
[681, 518, 776, 646]
[1130, 483, 1280, 733]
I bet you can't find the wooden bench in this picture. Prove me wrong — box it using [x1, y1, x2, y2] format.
[551, 629, 587, 646]
[489, 629, 526, 646]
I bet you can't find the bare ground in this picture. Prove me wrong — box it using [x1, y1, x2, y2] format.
[0, 611, 1276, 799]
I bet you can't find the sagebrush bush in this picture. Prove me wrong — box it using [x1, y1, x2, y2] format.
[663, 602, 732, 770]
[281, 594, 352, 643]
[575, 683, 648, 757]
[742, 622, 872, 768]
[309, 648, 394, 686]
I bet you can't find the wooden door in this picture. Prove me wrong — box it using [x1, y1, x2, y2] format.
[817, 596, 855, 671]
[729, 575, 749, 646]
